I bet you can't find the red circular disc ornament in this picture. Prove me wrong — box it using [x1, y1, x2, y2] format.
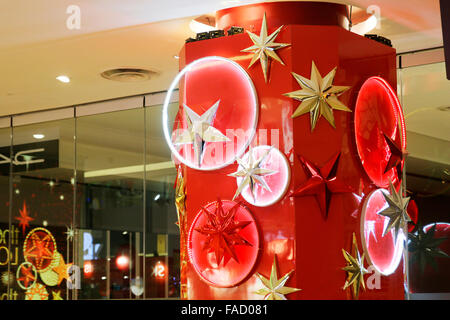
[188, 200, 259, 287]
[163, 56, 258, 171]
[23, 227, 57, 273]
[16, 262, 37, 290]
[233, 145, 291, 207]
[354, 76, 406, 187]
[360, 189, 404, 275]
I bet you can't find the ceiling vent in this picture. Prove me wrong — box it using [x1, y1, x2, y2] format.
[100, 68, 158, 82]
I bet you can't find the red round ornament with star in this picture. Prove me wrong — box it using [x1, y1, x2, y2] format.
[188, 199, 259, 287]
[164, 56, 258, 171]
[16, 262, 37, 290]
[360, 189, 404, 275]
[23, 227, 57, 273]
[354, 76, 406, 187]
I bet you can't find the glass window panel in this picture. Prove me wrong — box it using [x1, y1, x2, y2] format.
[76, 108, 144, 299]
[145, 104, 178, 299]
[399, 61, 450, 296]
[0, 126, 11, 300]
[10, 118, 75, 300]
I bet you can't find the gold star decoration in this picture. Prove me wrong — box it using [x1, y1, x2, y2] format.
[65, 225, 74, 242]
[241, 13, 290, 82]
[174, 101, 230, 167]
[228, 146, 277, 202]
[254, 255, 301, 300]
[52, 290, 63, 300]
[378, 180, 411, 241]
[342, 233, 368, 299]
[52, 254, 72, 285]
[174, 166, 186, 229]
[283, 61, 351, 131]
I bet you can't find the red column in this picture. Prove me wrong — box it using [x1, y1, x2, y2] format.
[176, 2, 404, 300]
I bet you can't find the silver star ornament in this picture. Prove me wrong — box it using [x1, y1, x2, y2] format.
[174, 100, 230, 167]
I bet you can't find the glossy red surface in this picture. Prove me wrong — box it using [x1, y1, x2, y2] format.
[178, 2, 404, 299]
[407, 199, 419, 232]
[188, 200, 259, 288]
[168, 56, 258, 170]
[291, 153, 353, 219]
[360, 189, 404, 275]
[355, 77, 406, 188]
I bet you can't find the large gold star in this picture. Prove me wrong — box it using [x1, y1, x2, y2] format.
[228, 146, 277, 202]
[342, 233, 368, 299]
[52, 254, 72, 285]
[284, 61, 351, 131]
[254, 255, 301, 300]
[174, 100, 230, 167]
[241, 13, 290, 82]
[378, 180, 411, 241]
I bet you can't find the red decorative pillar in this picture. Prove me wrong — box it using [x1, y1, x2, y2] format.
[169, 1, 405, 300]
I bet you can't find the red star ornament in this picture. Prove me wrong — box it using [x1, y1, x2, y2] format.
[16, 262, 37, 290]
[194, 199, 253, 267]
[15, 201, 34, 235]
[290, 153, 352, 219]
[383, 130, 407, 180]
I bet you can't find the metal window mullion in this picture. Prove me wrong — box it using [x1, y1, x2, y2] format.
[7, 118, 13, 300]
[106, 230, 110, 299]
[143, 102, 147, 299]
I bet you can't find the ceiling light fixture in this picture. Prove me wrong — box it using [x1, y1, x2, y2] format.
[33, 133, 45, 139]
[56, 75, 70, 83]
[189, 15, 216, 34]
[101, 68, 157, 82]
[351, 14, 378, 35]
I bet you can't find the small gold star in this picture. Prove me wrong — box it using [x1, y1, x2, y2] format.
[228, 146, 277, 202]
[174, 166, 186, 229]
[254, 255, 301, 300]
[284, 61, 351, 131]
[378, 180, 411, 241]
[52, 290, 63, 300]
[241, 13, 290, 82]
[342, 233, 368, 299]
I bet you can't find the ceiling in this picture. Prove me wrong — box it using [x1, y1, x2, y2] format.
[0, 0, 447, 196]
[0, 0, 444, 116]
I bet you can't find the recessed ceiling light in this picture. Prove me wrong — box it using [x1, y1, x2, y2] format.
[33, 133, 45, 139]
[174, 55, 179, 59]
[56, 75, 70, 83]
